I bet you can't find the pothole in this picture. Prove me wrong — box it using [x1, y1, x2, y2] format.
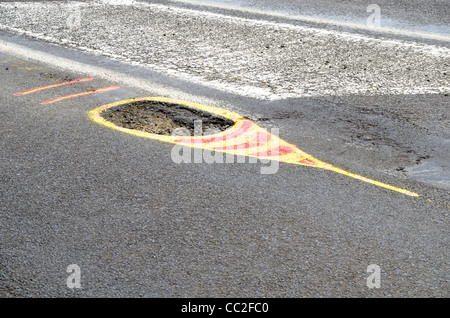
[101, 100, 234, 136]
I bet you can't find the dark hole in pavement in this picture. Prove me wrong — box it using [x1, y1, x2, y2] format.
[101, 100, 234, 136]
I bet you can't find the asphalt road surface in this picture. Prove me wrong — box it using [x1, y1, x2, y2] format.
[0, 0, 448, 298]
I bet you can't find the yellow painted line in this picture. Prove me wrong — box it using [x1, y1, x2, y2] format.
[88, 97, 420, 197]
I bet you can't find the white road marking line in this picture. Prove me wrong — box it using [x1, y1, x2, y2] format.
[163, 0, 450, 42]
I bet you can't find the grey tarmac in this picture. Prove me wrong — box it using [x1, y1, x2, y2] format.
[0, 0, 448, 298]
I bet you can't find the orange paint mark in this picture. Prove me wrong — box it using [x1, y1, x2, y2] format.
[40, 86, 120, 105]
[13, 77, 94, 96]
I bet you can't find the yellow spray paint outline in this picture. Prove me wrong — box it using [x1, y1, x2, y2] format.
[88, 97, 420, 197]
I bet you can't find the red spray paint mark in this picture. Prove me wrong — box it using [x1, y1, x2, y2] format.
[174, 121, 254, 144]
[252, 145, 294, 157]
[299, 158, 317, 166]
[213, 131, 272, 151]
[40, 86, 120, 105]
[13, 77, 94, 96]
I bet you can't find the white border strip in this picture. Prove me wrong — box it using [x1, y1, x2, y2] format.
[163, 0, 450, 42]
